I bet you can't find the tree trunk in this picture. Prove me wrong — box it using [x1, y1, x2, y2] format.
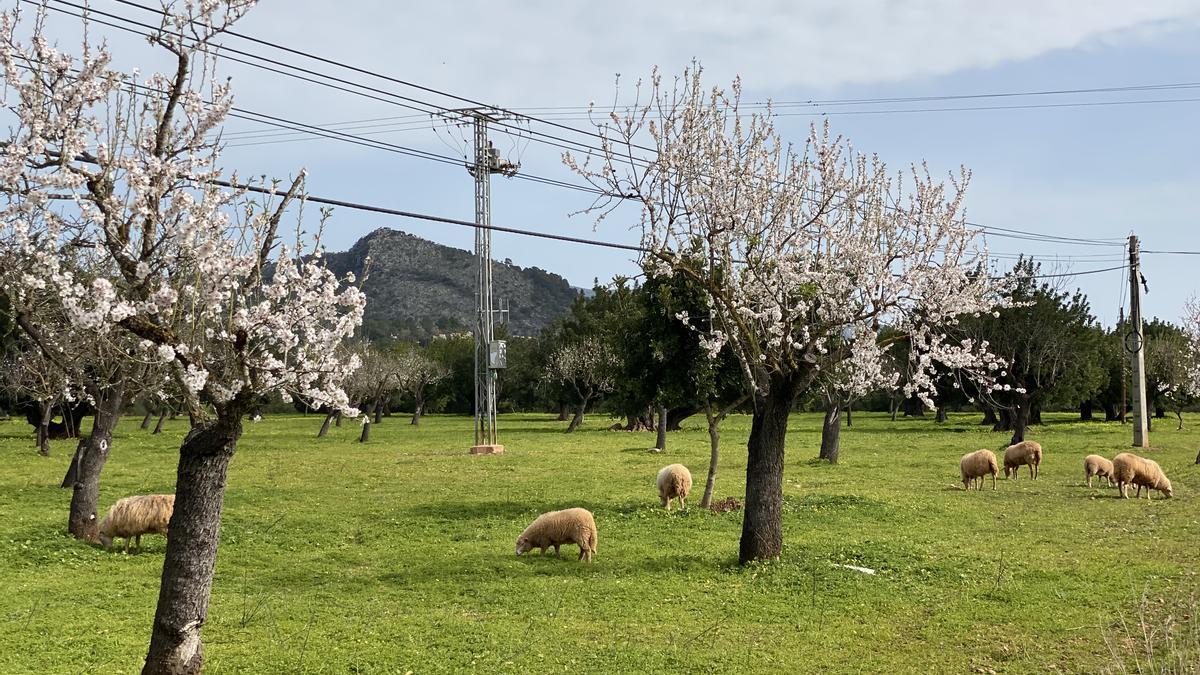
[1009, 403, 1030, 445]
[373, 397, 384, 424]
[844, 405, 852, 428]
[665, 405, 700, 431]
[935, 405, 948, 424]
[981, 407, 998, 426]
[359, 406, 372, 443]
[153, 411, 168, 434]
[556, 403, 570, 422]
[1079, 401, 1094, 421]
[141, 411, 154, 430]
[565, 399, 588, 433]
[819, 402, 841, 464]
[1030, 407, 1042, 426]
[1195, 448, 1200, 465]
[739, 369, 809, 565]
[992, 407, 1013, 433]
[335, 411, 343, 427]
[1155, 406, 1166, 419]
[141, 413, 242, 675]
[411, 385, 425, 425]
[700, 404, 720, 509]
[66, 381, 126, 540]
[317, 412, 334, 438]
[1176, 410, 1184, 431]
[1103, 402, 1120, 422]
[37, 401, 52, 457]
[654, 405, 667, 451]
[901, 397, 925, 417]
[889, 398, 899, 422]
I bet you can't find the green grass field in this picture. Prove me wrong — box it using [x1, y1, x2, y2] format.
[1, 411, 1198, 673]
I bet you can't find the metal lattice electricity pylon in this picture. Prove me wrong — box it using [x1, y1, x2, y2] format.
[458, 109, 517, 452]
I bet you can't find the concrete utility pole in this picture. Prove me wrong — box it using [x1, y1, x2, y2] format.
[462, 109, 516, 455]
[1126, 235, 1149, 448]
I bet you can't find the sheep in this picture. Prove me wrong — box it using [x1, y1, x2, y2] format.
[1112, 453, 1173, 500]
[656, 463, 693, 511]
[97, 494, 174, 553]
[1003, 440, 1042, 480]
[960, 449, 999, 491]
[515, 507, 597, 562]
[1083, 454, 1116, 488]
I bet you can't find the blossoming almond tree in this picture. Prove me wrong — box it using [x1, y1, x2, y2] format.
[0, 3, 364, 672]
[545, 338, 618, 433]
[567, 67, 1009, 564]
[1182, 298, 1200, 461]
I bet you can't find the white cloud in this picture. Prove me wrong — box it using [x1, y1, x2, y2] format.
[233, 0, 1200, 109]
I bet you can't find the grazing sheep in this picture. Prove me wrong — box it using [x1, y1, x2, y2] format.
[960, 449, 999, 491]
[1112, 453, 1174, 500]
[1003, 440, 1042, 480]
[98, 494, 174, 552]
[656, 463, 693, 511]
[1083, 454, 1116, 488]
[515, 508, 597, 562]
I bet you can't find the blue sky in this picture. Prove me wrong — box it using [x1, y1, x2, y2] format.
[31, 0, 1200, 326]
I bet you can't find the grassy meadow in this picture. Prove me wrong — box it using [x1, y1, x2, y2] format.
[1, 410, 1198, 673]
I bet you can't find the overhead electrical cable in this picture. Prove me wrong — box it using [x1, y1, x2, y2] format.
[35, 0, 1137, 252]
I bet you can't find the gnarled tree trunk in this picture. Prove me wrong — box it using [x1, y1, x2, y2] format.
[654, 405, 667, 451]
[739, 369, 810, 565]
[565, 397, 588, 434]
[141, 410, 154, 430]
[411, 383, 426, 425]
[935, 405, 948, 424]
[37, 401, 52, 457]
[317, 411, 334, 438]
[141, 412, 242, 675]
[556, 403, 570, 422]
[65, 381, 126, 540]
[1008, 403, 1030, 445]
[819, 402, 841, 464]
[153, 411, 168, 434]
[1079, 401, 1093, 421]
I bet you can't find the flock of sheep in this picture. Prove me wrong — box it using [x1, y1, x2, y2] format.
[959, 440, 1174, 499]
[95, 440, 1177, 562]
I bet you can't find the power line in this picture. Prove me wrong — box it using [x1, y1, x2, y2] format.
[36, 0, 1135, 253]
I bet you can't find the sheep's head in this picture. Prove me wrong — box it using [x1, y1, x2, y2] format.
[1161, 479, 1174, 498]
[515, 536, 531, 556]
[97, 532, 113, 550]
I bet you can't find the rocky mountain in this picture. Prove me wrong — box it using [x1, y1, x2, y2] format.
[324, 228, 580, 341]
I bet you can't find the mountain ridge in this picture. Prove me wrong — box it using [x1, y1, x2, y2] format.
[323, 228, 580, 341]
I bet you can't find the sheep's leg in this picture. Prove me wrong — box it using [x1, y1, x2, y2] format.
[135, 534, 142, 551]
[680, 497, 686, 509]
[1086, 473, 1092, 488]
[123, 537, 131, 554]
[540, 547, 548, 556]
[991, 473, 996, 490]
[554, 544, 561, 558]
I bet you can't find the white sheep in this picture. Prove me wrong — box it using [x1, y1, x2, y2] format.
[960, 449, 999, 490]
[656, 463, 693, 510]
[1003, 440, 1042, 480]
[515, 507, 597, 562]
[1083, 454, 1116, 488]
[98, 494, 174, 552]
[1112, 453, 1173, 500]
